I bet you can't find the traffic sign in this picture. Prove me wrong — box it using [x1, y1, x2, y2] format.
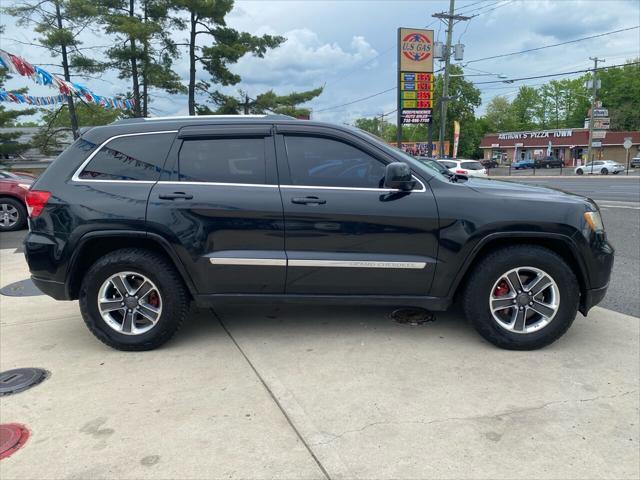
[623, 137, 633, 150]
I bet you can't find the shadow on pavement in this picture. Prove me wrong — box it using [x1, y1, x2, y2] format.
[0, 229, 27, 252]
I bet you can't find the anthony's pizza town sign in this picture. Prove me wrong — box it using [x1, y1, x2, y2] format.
[497, 129, 573, 140]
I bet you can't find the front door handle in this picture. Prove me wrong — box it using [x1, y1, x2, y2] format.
[158, 192, 193, 200]
[291, 196, 326, 205]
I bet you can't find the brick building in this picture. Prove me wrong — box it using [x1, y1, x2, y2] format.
[480, 128, 640, 166]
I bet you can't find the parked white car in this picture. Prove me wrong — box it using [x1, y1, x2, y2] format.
[438, 159, 488, 178]
[575, 160, 625, 175]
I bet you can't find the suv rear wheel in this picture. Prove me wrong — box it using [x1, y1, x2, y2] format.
[462, 245, 579, 350]
[79, 248, 189, 351]
[0, 197, 27, 232]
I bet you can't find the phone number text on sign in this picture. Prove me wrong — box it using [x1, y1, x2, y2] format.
[401, 109, 432, 125]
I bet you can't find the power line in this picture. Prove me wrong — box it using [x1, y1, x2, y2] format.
[313, 61, 638, 114]
[465, 25, 640, 64]
[313, 87, 397, 113]
[455, 0, 487, 13]
[472, 60, 639, 85]
[472, 0, 515, 17]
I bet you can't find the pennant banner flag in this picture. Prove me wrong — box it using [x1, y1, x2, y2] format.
[0, 48, 135, 110]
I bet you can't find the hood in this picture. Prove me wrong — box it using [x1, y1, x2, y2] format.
[463, 177, 597, 209]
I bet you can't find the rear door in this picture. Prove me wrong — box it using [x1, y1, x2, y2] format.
[275, 125, 439, 296]
[146, 124, 285, 294]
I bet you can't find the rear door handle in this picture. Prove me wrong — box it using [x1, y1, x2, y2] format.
[158, 192, 193, 200]
[291, 196, 326, 205]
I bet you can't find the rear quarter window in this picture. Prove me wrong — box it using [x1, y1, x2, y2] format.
[77, 133, 175, 181]
[461, 161, 483, 170]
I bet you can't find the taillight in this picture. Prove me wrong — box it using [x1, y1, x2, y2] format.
[455, 169, 468, 174]
[25, 190, 51, 218]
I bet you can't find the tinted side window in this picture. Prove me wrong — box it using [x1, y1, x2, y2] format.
[78, 133, 174, 181]
[461, 161, 483, 170]
[178, 137, 266, 184]
[284, 135, 385, 188]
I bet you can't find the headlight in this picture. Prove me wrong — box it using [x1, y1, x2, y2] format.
[584, 211, 604, 232]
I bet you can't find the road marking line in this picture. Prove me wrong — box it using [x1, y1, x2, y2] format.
[599, 204, 640, 210]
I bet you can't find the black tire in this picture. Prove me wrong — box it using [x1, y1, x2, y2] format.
[601, 168, 608, 175]
[576, 169, 583, 175]
[462, 245, 579, 350]
[0, 197, 27, 232]
[79, 248, 190, 351]
[613, 170, 620, 175]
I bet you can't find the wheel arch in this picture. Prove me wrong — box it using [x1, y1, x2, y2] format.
[450, 233, 589, 301]
[66, 231, 197, 300]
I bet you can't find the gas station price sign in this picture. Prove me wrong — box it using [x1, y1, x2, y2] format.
[397, 28, 434, 127]
[399, 70, 433, 123]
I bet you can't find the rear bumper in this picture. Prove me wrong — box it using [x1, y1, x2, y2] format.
[579, 283, 609, 316]
[31, 276, 69, 300]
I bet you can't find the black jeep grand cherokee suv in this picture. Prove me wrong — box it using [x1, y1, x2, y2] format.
[24, 115, 613, 351]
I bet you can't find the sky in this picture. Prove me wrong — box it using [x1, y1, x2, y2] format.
[1, 0, 639, 125]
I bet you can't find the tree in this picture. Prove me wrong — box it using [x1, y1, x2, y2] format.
[353, 117, 396, 143]
[33, 102, 123, 154]
[101, 0, 186, 117]
[431, 65, 482, 157]
[510, 86, 540, 130]
[0, 26, 36, 161]
[4, 0, 101, 138]
[484, 96, 516, 132]
[597, 59, 640, 130]
[172, 0, 284, 115]
[200, 87, 323, 117]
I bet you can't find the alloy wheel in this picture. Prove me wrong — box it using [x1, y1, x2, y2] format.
[97, 272, 163, 335]
[489, 266, 560, 334]
[0, 203, 19, 229]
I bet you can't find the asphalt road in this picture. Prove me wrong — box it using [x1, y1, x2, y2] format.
[504, 176, 640, 317]
[505, 176, 640, 203]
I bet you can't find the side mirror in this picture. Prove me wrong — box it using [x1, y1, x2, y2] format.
[384, 162, 415, 190]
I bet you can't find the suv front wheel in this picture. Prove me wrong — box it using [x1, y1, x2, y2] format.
[462, 245, 579, 350]
[79, 248, 189, 351]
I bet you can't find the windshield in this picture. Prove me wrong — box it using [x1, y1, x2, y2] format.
[0, 171, 20, 179]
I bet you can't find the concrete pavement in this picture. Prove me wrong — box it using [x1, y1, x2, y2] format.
[1, 238, 639, 479]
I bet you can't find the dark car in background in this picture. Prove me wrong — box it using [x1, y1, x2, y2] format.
[534, 156, 564, 169]
[0, 173, 33, 231]
[480, 158, 499, 168]
[23, 115, 614, 352]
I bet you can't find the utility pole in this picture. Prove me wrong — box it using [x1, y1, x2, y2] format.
[586, 57, 604, 164]
[433, 1, 472, 158]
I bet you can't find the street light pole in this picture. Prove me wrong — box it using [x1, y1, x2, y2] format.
[586, 56, 604, 164]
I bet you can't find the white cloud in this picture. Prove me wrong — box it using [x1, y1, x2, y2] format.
[233, 28, 378, 87]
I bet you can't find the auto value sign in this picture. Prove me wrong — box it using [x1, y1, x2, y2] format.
[398, 28, 434, 125]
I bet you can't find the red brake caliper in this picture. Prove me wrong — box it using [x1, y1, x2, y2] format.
[147, 291, 160, 308]
[494, 280, 510, 297]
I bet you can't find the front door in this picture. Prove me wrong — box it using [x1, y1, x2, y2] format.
[146, 124, 285, 294]
[275, 127, 439, 296]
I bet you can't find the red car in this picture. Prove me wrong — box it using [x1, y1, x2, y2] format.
[0, 171, 33, 231]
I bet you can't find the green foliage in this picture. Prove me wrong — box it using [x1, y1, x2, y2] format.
[0, 26, 35, 160]
[598, 60, 640, 130]
[100, 0, 186, 117]
[201, 87, 323, 117]
[33, 103, 122, 154]
[172, 0, 285, 114]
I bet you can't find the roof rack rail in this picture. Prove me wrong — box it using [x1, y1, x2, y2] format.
[111, 114, 295, 125]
